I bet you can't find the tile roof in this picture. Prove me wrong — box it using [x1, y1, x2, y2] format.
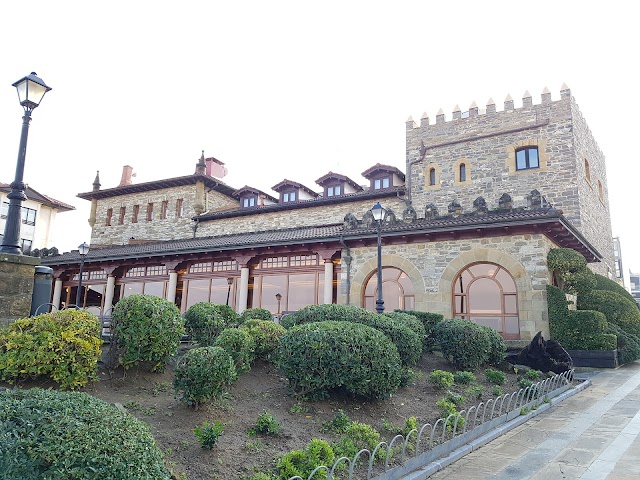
[0, 182, 75, 211]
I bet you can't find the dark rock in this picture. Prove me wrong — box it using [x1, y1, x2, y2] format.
[506, 331, 573, 374]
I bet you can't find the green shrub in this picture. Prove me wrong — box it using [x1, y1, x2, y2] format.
[213, 328, 255, 374]
[454, 371, 476, 385]
[253, 410, 282, 435]
[173, 346, 237, 407]
[240, 308, 274, 323]
[435, 319, 505, 370]
[277, 439, 334, 480]
[606, 323, 640, 364]
[491, 385, 504, 397]
[0, 310, 102, 389]
[277, 321, 402, 399]
[428, 370, 454, 389]
[547, 285, 617, 350]
[395, 310, 444, 352]
[194, 421, 224, 449]
[321, 409, 351, 434]
[384, 311, 427, 348]
[578, 290, 640, 337]
[283, 304, 422, 365]
[403, 417, 418, 436]
[436, 399, 465, 432]
[400, 367, 419, 387]
[184, 302, 230, 346]
[332, 422, 382, 461]
[465, 385, 484, 400]
[484, 368, 506, 385]
[594, 273, 638, 305]
[524, 369, 541, 381]
[517, 377, 534, 389]
[111, 294, 184, 371]
[547, 248, 596, 295]
[445, 391, 466, 406]
[240, 320, 286, 360]
[0, 389, 170, 479]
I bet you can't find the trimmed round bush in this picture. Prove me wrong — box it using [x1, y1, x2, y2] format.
[239, 308, 274, 323]
[173, 346, 237, 407]
[0, 309, 102, 389]
[0, 389, 170, 479]
[277, 438, 334, 480]
[384, 311, 427, 346]
[394, 310, 444, 352]
[281, 304, 422, 365]
[184, 302, 234, 346]
[277, 321, 402, 399]
[435, 318, 505, 370]
[111, 294, 184, 371]
[240, 319, 286, 360]
[213, 328, 255, 374]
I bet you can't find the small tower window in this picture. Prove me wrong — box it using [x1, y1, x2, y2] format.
[598, 180, 604, 201]
[459, 163, 467, 182]
[106, 208, 113, 226]
[429, 168, 436, 186]
[585, 159, 591, 182]
[515, 147, 539, 170]
[119, 206, 126, 225]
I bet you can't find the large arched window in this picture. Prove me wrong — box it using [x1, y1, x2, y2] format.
[452, 262, 519, 339]
[364, 267, 414, 311]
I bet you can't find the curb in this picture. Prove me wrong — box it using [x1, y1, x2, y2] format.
[401, 378, 593, 479]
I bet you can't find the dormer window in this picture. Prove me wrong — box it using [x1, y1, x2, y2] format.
[326, 185, 342, 197]
[282, 191, 297, 203]
[242, 196, 257, 208]
[373, 177, 391, 190]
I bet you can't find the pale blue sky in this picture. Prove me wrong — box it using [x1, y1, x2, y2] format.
[1, 1, 636, 273]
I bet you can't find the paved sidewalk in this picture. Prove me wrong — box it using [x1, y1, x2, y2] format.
[427, 362, 640, 480]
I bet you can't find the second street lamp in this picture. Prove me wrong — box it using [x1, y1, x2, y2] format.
[74, 242, 90, 308]
[371, 202, 386, 314]
[0, 72, 52, 255]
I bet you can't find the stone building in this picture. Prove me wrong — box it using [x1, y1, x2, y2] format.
[43, 85, 613, 342]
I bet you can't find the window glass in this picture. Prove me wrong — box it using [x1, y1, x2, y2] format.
[516, 149, 527, 170]
[468, 278, 502, 314]
[0, 202, 8, 218]
[288, 274, 316, 311]
[85, 284, 105, 315]
[185, 279, 210, 308]
[334, 185, 341, 195]
[327, 187, 334, 197]
[516, 147, 539, 170]
[382, 178, 390, 188]
[374, 179, 381, 189]
[259, 275, 288, 313]
[529, 148, 539, 168]
[495, 269, 516, 292]
[121, 282, 144, 297]
[21, 239, 32, 254]
[504, 294, 518, 314]
[429, 168, 436, 186]
[469, 263, 495, 278]
[143, 282, 165, 298]
[363, 267, 414, 313]
[210, 277, 233, 305]
[176, 199, 184, 217]
[460, 164, 466, 182]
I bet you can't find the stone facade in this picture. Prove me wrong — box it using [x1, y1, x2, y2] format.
[197, 197, 407, 237]
[0, 253, 40, 327]
[90, 185, 237, 245]
[340, 233, 557, 339]
[406, 87, 613, 276]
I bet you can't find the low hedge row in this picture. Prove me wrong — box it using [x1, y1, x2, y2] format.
[277, 321, 402, 399]
[577, 289, 640, 337]
[606, 323, 640, 364]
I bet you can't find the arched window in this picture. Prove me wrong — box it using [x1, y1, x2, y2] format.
[584, 158, 591, 182]
[363, 267, 414, 312]
[452, 262, 519, 339]
[429, 168, 436, 186]
[459, 163, 467, 182]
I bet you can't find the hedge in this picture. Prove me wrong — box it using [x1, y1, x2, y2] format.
[111, 294, 184, 371]
[394, 310, 444, 352]
[277, 321, 402, 399]
[239, 308, 274, 323]
[213, 328, 255, 374]
[0, 389, 170, 479]
[547, 248, 596, 294]
[280, 304, 422, 366]
[594, 273, 638, 305]
[384, 311, 427, 349]
[606, 323, 640, 364]
[547, 285, 616, 350]
[578, 289, 640, 337]
[184, 302, 235, 346]
[434, 318, 505, 370]
[240, 320, 286, 360]
[0, 309, 102, 389]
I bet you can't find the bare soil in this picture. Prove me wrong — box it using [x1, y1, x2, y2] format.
[3, 351, 524, 480]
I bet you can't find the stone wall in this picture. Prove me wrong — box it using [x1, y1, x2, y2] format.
[90, 185, 237, 245]
[406, 89, 613, 275]
[0, 253, 39, 327]
[339, 233, 557, 340]
[196, 196, 407, 237]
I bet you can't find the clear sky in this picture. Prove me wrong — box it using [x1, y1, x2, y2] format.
[1, 2, 637, 274]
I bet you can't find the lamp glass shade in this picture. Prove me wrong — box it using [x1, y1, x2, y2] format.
[13, 72, 51, 108]
[78, 242, 90, 256]
[275, 293, 282, 301]
[371, 202, 385, 222]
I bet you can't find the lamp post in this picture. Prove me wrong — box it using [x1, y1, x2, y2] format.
[0, 73, 52, 255]
[371, 202, 386, 314]
[74, 242, 90, 308]
[275, 293, 282, 316]
[226, 277, 233, 306]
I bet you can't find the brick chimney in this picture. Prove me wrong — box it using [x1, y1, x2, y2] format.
[205, 157, 228, 178]
[119, 165, 134, 186]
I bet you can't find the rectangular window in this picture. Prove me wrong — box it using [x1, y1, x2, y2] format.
[326, 185, 341, 197]
[21, 238, 32, 254]
[283, 192, 297, 203]
[0, 202, 8, 218]
[132, 205, 139, 223]
[147, 203, 154, 221]
[21, 207, 37, 226]
[161, 200, 168, 220]
[374, 177, 391, 189]
[106, 208, 113, 226]
[119, 206, 126, 225]
[176, 199, 183, 217]
[242, 197, 256, 208]
[516, 147, 540, 170]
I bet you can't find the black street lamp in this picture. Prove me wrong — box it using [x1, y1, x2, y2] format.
[0, 73, 52, 255]
[74, 242, 90, 308]
[275, 293, 282, 316]
[226, 277, 233, 306]
[371, 202, 386, 314]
